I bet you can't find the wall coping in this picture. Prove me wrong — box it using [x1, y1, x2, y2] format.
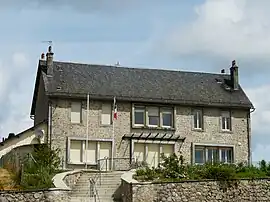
[52, 169, 82, 190]
[52, 169, 105, 190]
[121, 171, 270, 186]
[121, 169, 139, 184]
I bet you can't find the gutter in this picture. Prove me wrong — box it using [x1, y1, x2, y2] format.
[247, 107, 256, 166]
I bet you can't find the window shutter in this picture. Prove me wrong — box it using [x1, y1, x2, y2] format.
[71, 102, 81, 123]
[101, 103, 111, 125]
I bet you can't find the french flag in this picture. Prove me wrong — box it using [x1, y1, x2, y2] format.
[113, 97, 117, 120]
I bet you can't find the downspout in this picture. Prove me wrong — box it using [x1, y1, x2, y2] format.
[247, 107, 255, 166]
[48, 100, 53, 150]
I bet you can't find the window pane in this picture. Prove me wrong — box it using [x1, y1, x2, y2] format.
[226, 117, 231, 130]
[221, 150, 226, 163]
[227, 149, 233, 163]
[163, 113, 172, 127]
[198, 111, 202, 129]
[135, 111, 144, 125]
[222, 117, 226, 130]
[148, 107, 159, 126]
[208, 148, 219, 163]
[193, 110, 202, 129]
[195, 149, 204, 164]
[149, 116, 159, 126]
[148, 107, 159, 116]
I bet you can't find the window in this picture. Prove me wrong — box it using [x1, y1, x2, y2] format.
[194, 145, 233, 164]
[133, 105, 174, 128]
[101, 103, 111, 125]
[162, 108, 173, 127]
[148, 107, 159, 127]
[193, 109, 203, 129]
[68, 139, 112, 165]
[221, 111, 231, 131]
[134, 106, 145, 126]
[71, 102, 82, 123]
[133, 143, 175, 168]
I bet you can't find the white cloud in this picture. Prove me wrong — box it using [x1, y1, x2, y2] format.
[0, 52, 33, 139]
[166, 0, 270, 60]
[246, 85, 270, 161]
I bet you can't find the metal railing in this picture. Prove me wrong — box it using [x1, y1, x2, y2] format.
[88, 157, 135, 201]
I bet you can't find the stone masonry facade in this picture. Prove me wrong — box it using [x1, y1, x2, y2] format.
[121, 179, 270, 202]
[50, 98, 250, 168]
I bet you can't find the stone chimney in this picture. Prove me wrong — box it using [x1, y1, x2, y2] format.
[46, 45, 54, 76]
[230, 60, 239, 90]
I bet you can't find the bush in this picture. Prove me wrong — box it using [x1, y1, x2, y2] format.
[134, 154, 270, 184]
[20, 145, 61, 189]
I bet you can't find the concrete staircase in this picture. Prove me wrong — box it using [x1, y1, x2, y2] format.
[69, 171, 124, 202]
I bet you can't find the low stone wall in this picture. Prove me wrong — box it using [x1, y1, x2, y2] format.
[0, 189, 70, 202]
[63, 171, 82, 189]
[121, 172, 270, 202]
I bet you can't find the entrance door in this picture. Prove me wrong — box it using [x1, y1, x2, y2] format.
[99, 141, 112, 171]
[146, 144, 159, 168]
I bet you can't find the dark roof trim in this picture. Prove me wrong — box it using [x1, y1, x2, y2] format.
[47, 92, 253, 109]
[0, 119, 47, 146]
[122, 133, 186, 142]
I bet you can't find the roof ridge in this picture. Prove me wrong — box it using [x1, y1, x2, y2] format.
[53, 60, 230, 76]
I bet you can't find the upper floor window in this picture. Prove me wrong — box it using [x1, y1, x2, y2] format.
[101, 103, 111, 125]
[221, 111, 231, 131]
[192, 109, 203, 129]
[133, 105, 174, 128]
[71, 102, 82, 124]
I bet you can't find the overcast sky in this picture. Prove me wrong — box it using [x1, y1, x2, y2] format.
[0, 0, 269, 162]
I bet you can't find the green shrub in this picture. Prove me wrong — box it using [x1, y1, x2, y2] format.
[20, 145, 61, 189]
[134, 154, 270, 184]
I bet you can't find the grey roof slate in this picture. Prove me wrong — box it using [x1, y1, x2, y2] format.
[31, 60, 253, 115]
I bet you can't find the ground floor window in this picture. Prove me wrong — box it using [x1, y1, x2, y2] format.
[133, 142, 175, 168]
[194, 145, 233, 164]
[68, 139, 112, 165]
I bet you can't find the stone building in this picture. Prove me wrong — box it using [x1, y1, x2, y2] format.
[29, 46, 254, 169]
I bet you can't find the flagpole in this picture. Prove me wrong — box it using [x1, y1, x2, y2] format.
[111, 97, 116, 171]
[85, 93, 90, 169]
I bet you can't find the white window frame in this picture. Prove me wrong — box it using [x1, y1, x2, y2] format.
[133, 104, 174, 128]
[193, 143, 235, 164]
[101, 103, 112, 125]
[67, 137, 113, 165]
[71, 102, 82, 124]
[161, 108, 173, 128]
[134, 106, 145, 127]
[131, 140, 176, 166]
[147, 107, 159, 127]
[221, 111, 231, 131]
[192, 109, 203, 130]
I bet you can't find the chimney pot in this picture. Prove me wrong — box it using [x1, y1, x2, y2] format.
[230, 60, 239, 90]
[46, 46, 54, 76]
[221, 69, 225, 73]
[41, 53, 45, 60]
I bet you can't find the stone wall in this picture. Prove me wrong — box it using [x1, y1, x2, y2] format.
[122, 178, 270, 202]
[63, 171, 82, 189]
[50, 99, 249, 168]
[0, 189, 70, 202]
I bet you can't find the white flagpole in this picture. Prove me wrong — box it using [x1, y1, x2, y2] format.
[85, 93, 90, 169]
[111, 97, 116, 170]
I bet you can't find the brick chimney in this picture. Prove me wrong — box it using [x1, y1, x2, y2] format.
[46, 45, 54, 76]
[230, 60, 239, 90]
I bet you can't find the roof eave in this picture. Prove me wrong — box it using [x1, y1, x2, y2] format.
[46, 92, 253, 109]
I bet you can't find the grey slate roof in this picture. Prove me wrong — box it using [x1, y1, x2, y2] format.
[31, 60, 253, 115]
